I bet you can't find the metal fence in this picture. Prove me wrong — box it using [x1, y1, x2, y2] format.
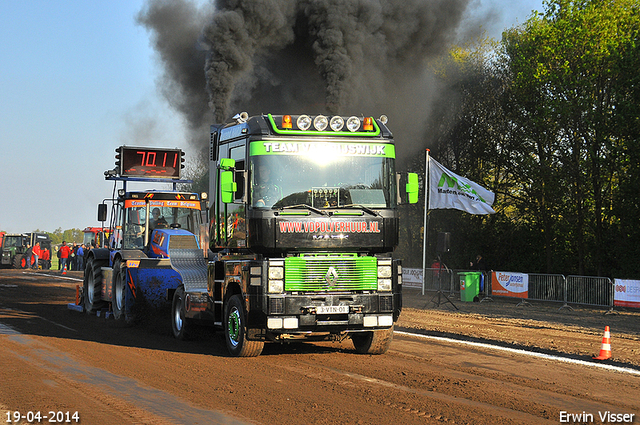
[406, 268, 616, 310]
[528, 273, 566, 303]
[565, 275, 613, 309]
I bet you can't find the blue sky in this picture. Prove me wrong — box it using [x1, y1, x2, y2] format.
[0, 0, 542, 234]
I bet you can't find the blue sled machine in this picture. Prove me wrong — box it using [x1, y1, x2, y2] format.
[69, 146, 208, 324]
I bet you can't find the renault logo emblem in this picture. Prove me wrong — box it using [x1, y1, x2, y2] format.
[325, 267, 338, 287]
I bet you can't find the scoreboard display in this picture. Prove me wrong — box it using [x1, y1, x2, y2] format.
[118, 146, 183, 179]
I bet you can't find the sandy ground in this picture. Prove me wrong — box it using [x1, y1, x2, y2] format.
[0, 269, 638, 425]
[401, 287, 640, 367]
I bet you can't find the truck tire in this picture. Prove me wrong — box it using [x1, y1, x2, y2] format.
[13, 254, 24, 269]
[84, 256, 107, 314]
[351, 326, 394, 355]
[171, 286, 192, 340]
[111, 259, 134, 325]
[224, 295, 264, 357]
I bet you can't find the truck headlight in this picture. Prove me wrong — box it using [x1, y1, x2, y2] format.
[268, 260, 285, 293]
[269, 266, 284, 280]
[378, 265, 392, 278]
[269, 280, 284, 293]
[378, 279, 392, 291]
[377, 258, 392, 278]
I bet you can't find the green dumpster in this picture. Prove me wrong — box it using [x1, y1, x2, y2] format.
[458, 272, 481, 302]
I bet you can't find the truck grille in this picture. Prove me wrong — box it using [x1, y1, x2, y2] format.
[284, 254, 377, 292]
[380, 295, 393, 312]
[269, 297, 284, 314]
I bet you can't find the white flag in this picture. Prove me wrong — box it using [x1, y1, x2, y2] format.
[428, 157, 495, 214]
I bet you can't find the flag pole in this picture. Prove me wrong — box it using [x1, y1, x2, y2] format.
[422, 149, 430, 295]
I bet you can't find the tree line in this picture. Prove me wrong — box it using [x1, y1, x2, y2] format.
[396, 0, 640, 278]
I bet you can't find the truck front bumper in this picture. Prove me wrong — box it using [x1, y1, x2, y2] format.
[262, 293, 396, 332]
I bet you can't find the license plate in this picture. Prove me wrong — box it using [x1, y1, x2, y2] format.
[316, 305, 349, 314]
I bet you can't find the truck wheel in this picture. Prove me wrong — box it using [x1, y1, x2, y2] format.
[13, 254, 24, 269]
[171, 286, 192, 340]
[111, 259, 134, 324]
[351, 326, 394, 355]
[224, 295, 264, 357]
[84, 257, 107, 314]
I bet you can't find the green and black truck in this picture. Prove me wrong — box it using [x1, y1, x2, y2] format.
[170, 113, 418, 356]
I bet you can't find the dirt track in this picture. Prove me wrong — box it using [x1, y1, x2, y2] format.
[1, 269, 638, 425]
[402, 287, 640, 368]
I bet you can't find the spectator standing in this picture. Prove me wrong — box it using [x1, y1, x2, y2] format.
[470, 254, 487, 271]
[76, 244, 85, 271]
[56, 247, 61, 270]
[70, 243, 77, 271]
[430, 258, 442, 278]
[32, 242, 41, 269]
[59, 241, 71, 272]
[24, 244, 33, 269]
[84, 243, 92, 268]
[41, 247, 50, 269]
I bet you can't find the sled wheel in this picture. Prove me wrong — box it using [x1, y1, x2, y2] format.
[83, 256, 107, 314]
[111, 259, 134, 324]
[171, 286, 192, 340]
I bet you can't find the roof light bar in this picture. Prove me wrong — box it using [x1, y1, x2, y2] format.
[330, 116, 344, 131]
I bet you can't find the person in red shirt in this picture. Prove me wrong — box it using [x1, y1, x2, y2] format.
[32, 242, 41, 269]
[41, 247, 50, 269]
[59, 241, 71, 272]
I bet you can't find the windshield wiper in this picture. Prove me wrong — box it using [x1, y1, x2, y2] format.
[342, 204, 380, 217]
[279, 204, 328, 216]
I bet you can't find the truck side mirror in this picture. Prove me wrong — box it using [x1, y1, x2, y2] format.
[98, 203, 108, 222]
[220, 171, 237, 203]
[406, 173, 419, 204]
[219, 158, 237, 204]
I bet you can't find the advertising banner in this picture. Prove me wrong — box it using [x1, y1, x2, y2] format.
[614, 279, 640, 308]
[276, 217, 384, 249]
[491, 271, 529, 299]
[402, 268, 423, 289]
[124, 199, 200, 209]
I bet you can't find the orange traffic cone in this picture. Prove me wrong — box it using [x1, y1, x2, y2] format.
[593, 326, 612, 360]
[62, 264, 67, 275]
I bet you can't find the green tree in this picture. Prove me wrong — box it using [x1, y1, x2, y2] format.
[47, 228, 83, 245]
[501, 0, 640, 275]
[397, 0, 640, 278]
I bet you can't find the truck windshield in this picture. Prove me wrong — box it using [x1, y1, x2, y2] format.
[123, 205, 201, 249]
[83, 232, 96, 247]
[250, 142, 396, 210]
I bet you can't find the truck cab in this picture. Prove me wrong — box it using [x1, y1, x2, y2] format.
[82, 226, 109, 249]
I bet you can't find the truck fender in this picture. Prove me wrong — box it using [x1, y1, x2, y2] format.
[89, 248, 110, 261]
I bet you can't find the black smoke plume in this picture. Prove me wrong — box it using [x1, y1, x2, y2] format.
[138, 0, 472, 154]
